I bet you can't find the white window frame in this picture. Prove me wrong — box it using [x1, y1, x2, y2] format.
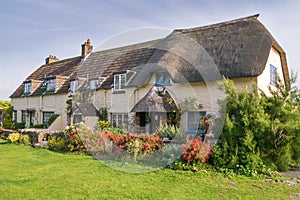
[114, 74, 126, 91]
[90, 79, 99, 89]
[46, 78, 56, 92]
[111, 113, 128, 130]
[70, 80, 78, 94]
[24, 82, 32, 94]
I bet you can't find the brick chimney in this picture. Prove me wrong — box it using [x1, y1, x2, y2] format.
[45, 55, 59, 64]
[81, 38, 93, 58]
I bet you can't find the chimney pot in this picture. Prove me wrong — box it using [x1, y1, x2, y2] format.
[45, 55, 59, 64]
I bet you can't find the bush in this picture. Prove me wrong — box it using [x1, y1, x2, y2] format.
[65, 125, 87, 152]
[47, 114, 59, 127]
[48, 136, 68, 152]
[7, 132, 20, 143]
[19, 134, 31, 145]
[30, 124, 47, 129]
[94, 120, 111, 131]
[156, 124, 178, 140]
[181, 139, 211, 165]
[13, 123, 25, 130]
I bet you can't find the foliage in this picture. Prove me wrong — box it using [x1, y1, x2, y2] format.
[98, 107, 108, 121]
[30, 124, 47, 129]
[48, 136, 68, 152]
[2, 103, 13, 129]
[103, 130, 164, 155]
[19, 134, 31, 145]
[7, 132, 20, 143]
[47, 114, 59, 127]
[78, 125, 113, 155]
[104, 126, 127, 134]
[181, 139, 211, 165]
[94, 120, 111, 131]
[13, 123, 25, 130]
[156, 124, 178, 140]
[64, 125, 87, 152]
[213, 77, 300, 173]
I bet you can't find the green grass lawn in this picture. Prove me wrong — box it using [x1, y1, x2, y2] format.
[0, 139, 299, 200]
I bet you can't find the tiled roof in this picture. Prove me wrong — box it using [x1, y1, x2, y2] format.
[10, 56, 82, 98]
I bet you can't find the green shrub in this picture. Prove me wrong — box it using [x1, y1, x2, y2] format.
[156, 124, 178, 140]
[47, 114, 59, 127]
[94, 120, 111, 131]
[104, 127, 126, 134]
[48, 136, 68, 152]
[30, 124, 47, 129]
[13, 123, 25, 130]
[19, 134, 31, 145]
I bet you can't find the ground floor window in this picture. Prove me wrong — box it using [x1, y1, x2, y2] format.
[111, 113, 128, 130]
[187, 111, 206, 134]
[43, 112, 54, 124]
[21, 111, 26, 124]
[13, 110, 17, 123]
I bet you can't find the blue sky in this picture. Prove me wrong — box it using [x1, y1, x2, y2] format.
[0, 0, 299, 100]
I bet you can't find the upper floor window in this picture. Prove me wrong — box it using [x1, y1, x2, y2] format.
[90, 79, 99, 89]
[23, 81, 32, 94]
[45, 78, 56, 92]
[114, 74, 126, 91]
[155, 72, 171, 86]
[270, 64, 277, 86]
[70, 80, 78, 94]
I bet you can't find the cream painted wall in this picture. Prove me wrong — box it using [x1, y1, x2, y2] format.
[11, 93, 69, 130]
[257, 47, 284, 95]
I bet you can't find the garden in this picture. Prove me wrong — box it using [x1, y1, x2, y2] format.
[0, 77, 300, 199]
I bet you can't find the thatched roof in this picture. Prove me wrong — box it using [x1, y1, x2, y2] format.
[131, 86, 178, 113]
[128, 14, 290, 86]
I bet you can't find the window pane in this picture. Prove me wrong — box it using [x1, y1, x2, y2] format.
[24, 82, 31, 94]
[187, 112, 199, 133]
[114, 75, 120, 90]
[46, 79, 56, 92]
[120, 74, 126, 89]
[43, 112, 54, 124]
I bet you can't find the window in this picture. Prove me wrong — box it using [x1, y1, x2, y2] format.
[155, 72, 171, 86]
[43, 112, 54, 124]
[21, 111, 26, 124]
[111, 113, 128, 130]
[70, 80, 78, 94]
[23, 81, 32, 94]
[187, 111, 206, 134]
[270, 64, 277, 86]
[13, 110, 17, 123]
[90, 79, 99, 89]
[114, 74, 126, 91]
[45, 78, 56, 92]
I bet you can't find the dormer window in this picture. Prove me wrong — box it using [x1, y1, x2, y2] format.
[70, 80, 78, 94]
[114, 74, 126, 91]
[155, 72, 171, 86]
[90, 79, 99, 89]
[23, 81, 32, 94]
[45, 78, 56, 92]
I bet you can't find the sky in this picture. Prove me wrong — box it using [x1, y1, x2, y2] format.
[0, 0, 299, 100]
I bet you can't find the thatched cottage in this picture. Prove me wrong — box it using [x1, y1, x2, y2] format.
[10, 14, 289, 133]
